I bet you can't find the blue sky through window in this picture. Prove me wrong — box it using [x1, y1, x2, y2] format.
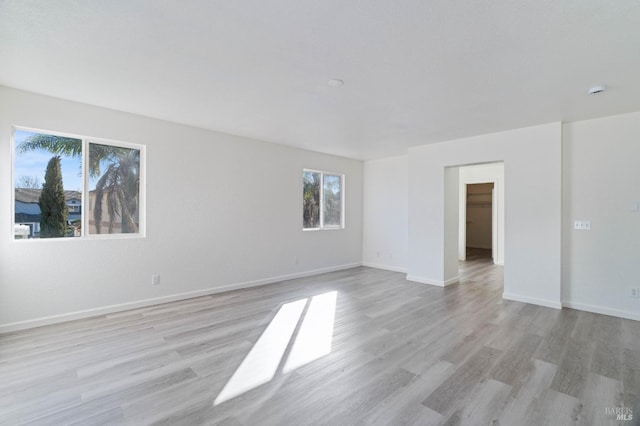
[14, 129, 83, 192]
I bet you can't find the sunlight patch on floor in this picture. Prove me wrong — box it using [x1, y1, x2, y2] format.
[214, 291, 338, 405]
[283, 291, 337, 373]
[214, 298, 307, 405]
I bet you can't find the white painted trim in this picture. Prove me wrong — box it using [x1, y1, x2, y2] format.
[458, 182, 466, 261]
[406, 275, 459, 287]
[406, 275, 438, 285]
[502, 292, 562, 309]
[0, 262, 362, 334]
[562, 301, 640, 322]
[444, 276, 460, 286]
[362, 262, 407, 273]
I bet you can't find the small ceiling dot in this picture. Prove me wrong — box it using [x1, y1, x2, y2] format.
[328, 79, 344, 87]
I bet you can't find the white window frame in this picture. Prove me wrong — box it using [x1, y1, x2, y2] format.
[302, 169, 345, 231]
[11, 125, 146, 241]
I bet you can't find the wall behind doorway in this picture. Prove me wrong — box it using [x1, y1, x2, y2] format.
[466, 183, 494, 250]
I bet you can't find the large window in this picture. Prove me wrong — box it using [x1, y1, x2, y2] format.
[13, 127, 145, 240]
[303, 170, 344, 230]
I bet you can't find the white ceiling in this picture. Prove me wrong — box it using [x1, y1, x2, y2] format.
[1, 1, 639, 160]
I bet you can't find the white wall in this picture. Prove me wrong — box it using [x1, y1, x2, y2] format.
[458, 163, 505, 265]
[5, 86, 637, 329]
[408, 123, 562, 308]
[362, 155, 408, 272]
[562, 111, 640, 321]
[443, 167, 460, 283]
[0, 87, 363, 331]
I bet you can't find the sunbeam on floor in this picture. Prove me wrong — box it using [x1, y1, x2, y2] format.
[214, 291, 337, 405]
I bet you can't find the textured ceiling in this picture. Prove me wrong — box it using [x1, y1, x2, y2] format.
[1, 1, 639, 159]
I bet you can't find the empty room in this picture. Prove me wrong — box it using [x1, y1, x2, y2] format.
[1, 1, 639, 425]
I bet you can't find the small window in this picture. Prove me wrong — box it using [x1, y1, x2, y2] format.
[13, 127, 145, 240]
[302, 170, 344, 230]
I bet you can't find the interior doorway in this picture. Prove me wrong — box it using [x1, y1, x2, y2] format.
[465, 182, 494, 262]
[453, 162, 504, 291]
[457, 162, 504, 266]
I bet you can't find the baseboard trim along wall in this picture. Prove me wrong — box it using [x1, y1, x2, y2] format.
[361, 262, 408, 273]
[0, 262, 362, 334]
[406, 275, 460, 287]
[562, 301, 640, 322]
[502, 292, 562, 309]
[5, 264, 637, 334]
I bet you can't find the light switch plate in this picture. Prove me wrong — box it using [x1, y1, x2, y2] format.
[574, 220, 591, 230]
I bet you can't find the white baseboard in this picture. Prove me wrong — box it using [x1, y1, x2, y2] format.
[0, 262, 362, 334]
[502, 292, 562, 309]
[406, 275, 459, 287]
[444, 276, 460, 286]
[562, 301, 640, 321]
[361, 262, 407, 273]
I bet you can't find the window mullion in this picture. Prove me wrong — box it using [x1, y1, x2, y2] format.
[320, 173, 324, 229]
[82, 138, 88, 237]
[341, 175, 344, 228]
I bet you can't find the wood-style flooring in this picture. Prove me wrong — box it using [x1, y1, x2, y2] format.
[1, 251, 639, 425]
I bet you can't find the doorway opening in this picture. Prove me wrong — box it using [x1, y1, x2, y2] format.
[452, 162, 504, 289]
[457, 162, 504, 266]
[465, 182, 494, 262]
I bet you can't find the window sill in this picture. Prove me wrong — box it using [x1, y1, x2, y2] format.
[302, 227, 344, 232]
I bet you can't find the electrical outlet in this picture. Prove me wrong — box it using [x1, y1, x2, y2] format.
[152, 274, 160, 286]
[631, 288, 640, 299]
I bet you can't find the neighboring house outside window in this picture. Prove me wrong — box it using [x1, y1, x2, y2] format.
[12, 127, 145, 240]
[14, 188, 83, 238]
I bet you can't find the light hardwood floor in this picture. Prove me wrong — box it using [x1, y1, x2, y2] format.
[1, 253, 638, 425]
